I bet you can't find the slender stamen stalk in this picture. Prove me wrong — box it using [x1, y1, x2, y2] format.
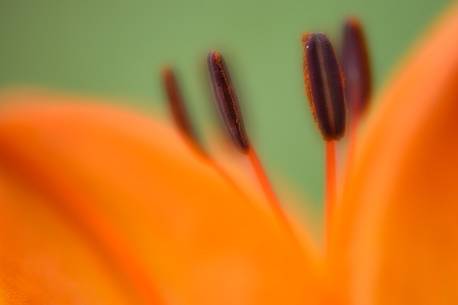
[247, 148, 283, 216]
[325, 140, 337, 244]
[345, 115, 360, 179]
[247, 147, 304, 248]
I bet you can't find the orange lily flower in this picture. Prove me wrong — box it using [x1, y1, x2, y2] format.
[0, 4, 457, 305]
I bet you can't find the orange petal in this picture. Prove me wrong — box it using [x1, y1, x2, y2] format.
[0, 90, 322, 305]
[331, 4, 458, 305]
[0, 165, 146, 305]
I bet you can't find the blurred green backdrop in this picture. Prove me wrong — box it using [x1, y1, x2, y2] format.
[0, 0, 450, 209]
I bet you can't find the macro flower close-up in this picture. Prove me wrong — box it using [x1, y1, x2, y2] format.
[0, 1, 457, 304]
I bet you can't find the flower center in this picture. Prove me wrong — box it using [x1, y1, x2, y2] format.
[159, 18, 371, 248]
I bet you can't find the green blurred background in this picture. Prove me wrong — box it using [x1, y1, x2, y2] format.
[0, 0, 449, 210]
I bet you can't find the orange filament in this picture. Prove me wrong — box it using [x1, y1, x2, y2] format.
[325, 140, 337, 245]
[246, 147, 302, 247]
[344, 115, 360, 175]
[247, 148, 283, 214]
[340, 113, 361, 207]
[348, 112, 361, 155]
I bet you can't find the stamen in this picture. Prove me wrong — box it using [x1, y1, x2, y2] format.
[302, 33, 346, 141]
[340, 19, 372, 199]
[341, 17, 371, 123]
[302, 33, 346, 246]
[161, 67, 204, 153]
[207, 51, 297, 236]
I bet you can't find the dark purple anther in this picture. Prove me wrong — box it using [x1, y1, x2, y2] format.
[161, 67, 203, 151]
[303, 33, 346, 140]
[207, 51, 250, 151]
[341, 18, 372, 118]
